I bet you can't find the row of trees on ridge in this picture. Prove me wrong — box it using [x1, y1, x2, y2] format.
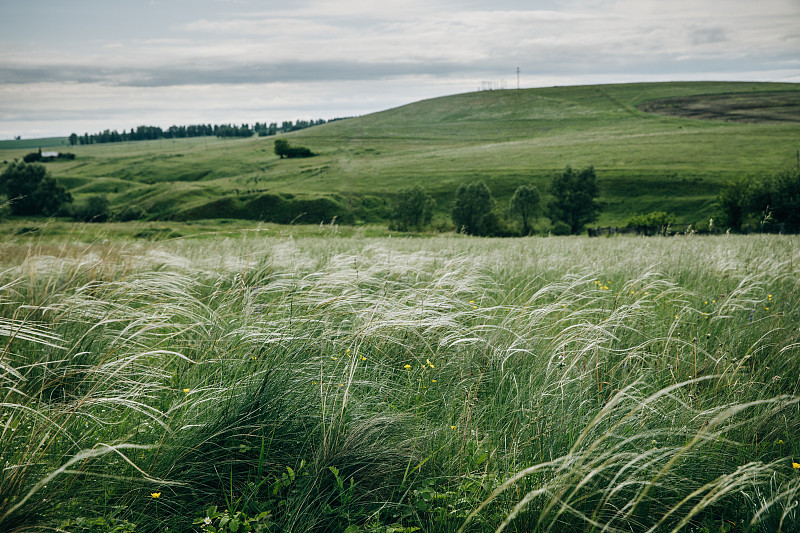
[68, 118, 351, 146]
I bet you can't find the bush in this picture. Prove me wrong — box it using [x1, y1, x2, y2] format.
[285, 146, 314, 158]
[23, 151, 42, 163]
[274, 139, 315, 159]
[0, 195, 10, 221]
[74, 195, 111, 222]
[626, 211, 676, 235]
[551, 220, 572, 235]
[116, 205, 147, 222]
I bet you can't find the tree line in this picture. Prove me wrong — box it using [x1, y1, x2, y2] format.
[716, 167, 800, 233]
[392, 166, 601, 236]
[3, 156, 798, 236]
[68, 117, 352, 146]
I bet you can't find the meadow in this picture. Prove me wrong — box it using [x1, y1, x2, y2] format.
[2, 81, 798, 228]
[1, 230, 798, 532]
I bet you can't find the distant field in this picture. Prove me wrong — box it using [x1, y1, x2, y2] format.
[0, 136, 70, 150]
[1, 81, 798, 228]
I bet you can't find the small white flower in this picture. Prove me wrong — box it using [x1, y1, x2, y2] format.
[204, 517, 212, 525]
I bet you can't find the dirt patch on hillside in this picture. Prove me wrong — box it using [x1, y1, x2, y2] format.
[638, 91, 800, 123]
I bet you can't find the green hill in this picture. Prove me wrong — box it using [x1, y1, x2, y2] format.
[2, 81, 798, 229]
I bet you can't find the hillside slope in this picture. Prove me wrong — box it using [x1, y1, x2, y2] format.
[2, 81, 798, 228]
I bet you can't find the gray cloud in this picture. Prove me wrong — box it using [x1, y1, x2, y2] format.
[0, 61, 488, 87]
[2, 0, 798, 138]
[689, 27, 727, 45]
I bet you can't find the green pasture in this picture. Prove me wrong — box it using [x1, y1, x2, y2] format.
[1, 81, 798, 227]
[1, 231, 798, 532]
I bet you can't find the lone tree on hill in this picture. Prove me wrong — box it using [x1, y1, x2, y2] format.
[510, 184, 541, 235]
[274, 138, 314, 159]
[0, 161, 72, 216]
[392, 185, 435, 232]
[452, 181, 496, 236]
[548, 166, 600, 234]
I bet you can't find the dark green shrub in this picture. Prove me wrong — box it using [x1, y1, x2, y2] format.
[551, 220, 572, 235]
[274, 139, 315, 159]
[626, 211, 676, 235]
[75, 195, 111, 222]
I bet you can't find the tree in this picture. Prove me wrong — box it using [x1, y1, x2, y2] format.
[0, 161, 72, 216]
[75, 194, 111, 222]
[548, 166, 600, 234]
[716, 177, 751, 232]
[391, 185, 435, 232]
[510, 184, 541, 235]
[452, 181, 495, 236]
[274, 139, 290, 158]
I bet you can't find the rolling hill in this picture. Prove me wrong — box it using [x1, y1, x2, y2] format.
[2, 81, 798, 230]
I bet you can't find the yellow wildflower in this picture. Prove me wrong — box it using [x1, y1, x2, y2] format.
[404, 364, 411, 370]
[793, 462, 800, 469]
[426, 358, 434, 368]
[451, 425, 457, 430]
[183, 388, 190, 394]
[151, 492, 161, 498]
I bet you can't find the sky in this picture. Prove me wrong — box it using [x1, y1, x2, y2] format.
[1, 0, 798, 139]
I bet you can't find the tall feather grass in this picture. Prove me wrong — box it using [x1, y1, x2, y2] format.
[0, 234, 798, 532]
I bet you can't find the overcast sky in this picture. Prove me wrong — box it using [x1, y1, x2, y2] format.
[1, 0, 798, 139]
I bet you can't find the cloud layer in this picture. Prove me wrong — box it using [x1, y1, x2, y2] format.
[1, 0, 798, 137]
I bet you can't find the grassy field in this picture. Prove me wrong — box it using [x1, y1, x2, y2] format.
[1, 229, 798, 532]
[1, 81, 798, 229]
